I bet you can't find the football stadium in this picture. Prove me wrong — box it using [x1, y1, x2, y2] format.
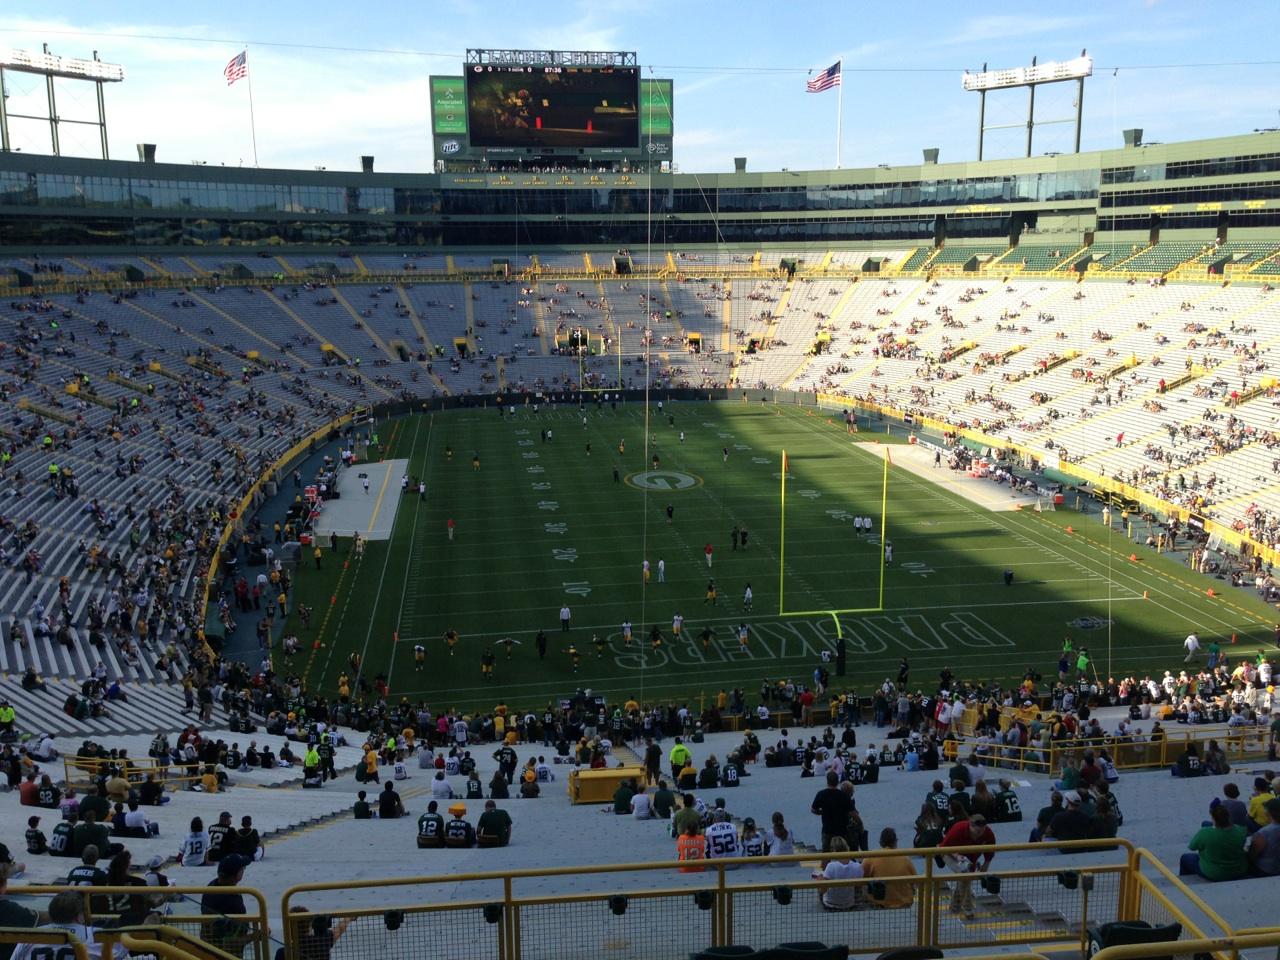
[0, 15, 1279, 960]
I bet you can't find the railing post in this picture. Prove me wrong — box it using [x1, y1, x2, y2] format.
[918, 851, 933, 946]
[504, 874, 516, 960]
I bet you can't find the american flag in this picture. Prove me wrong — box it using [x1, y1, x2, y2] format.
[806, 60, 841, 93]
[224, 50, 248, 86]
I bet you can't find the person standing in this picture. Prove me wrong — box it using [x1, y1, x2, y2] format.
[559, 605, 571, 632]
[938, 813, 996, 918]
[810, 772, 853, 852]
[447, 518, 455, 541]
[666, 504, 674, 525]
[1184, 632, 1201, 663]
[740, 526, 749, 550]
[884, 541, 893, 564]
[535, 630, 548, 659]
[657, 558, 665, 583]
[743, 584, 753, 612]
[704, 543, 714, 569]
[362, 476, 370, 495]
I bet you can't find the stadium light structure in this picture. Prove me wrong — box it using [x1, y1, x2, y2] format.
[962, 52, 1091, 160]
[0, 44, 125, 158]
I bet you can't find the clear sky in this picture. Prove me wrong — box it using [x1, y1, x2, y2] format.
[2, 0, 1277, 174]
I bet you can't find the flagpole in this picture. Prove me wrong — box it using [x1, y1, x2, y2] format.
[836, 59, 843, 169]
[245, 48, 260, 167]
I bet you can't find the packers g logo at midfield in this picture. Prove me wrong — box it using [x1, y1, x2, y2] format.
[626, 470, 702, 491]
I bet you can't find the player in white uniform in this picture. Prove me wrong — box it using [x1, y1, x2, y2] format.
[621, 620, 633, 646]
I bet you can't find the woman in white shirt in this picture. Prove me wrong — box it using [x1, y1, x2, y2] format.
[764, 811, 795, 862]
[815, 836, 863, 911]
[179, 816, 210, 867]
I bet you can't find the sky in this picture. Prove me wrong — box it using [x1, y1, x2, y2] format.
[1, 0, 1278, 175]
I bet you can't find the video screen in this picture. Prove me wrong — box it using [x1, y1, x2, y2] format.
[466, 65, 639, 149]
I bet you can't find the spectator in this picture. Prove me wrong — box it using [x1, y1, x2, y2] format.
[105, 769, 131, 804]
[518, 771, 540, 799]
[1215, 783, 1253, 833]
[704, 809, 741, 861]
[201, 855, 256, 957]
[488, 769, 509, 800]
[1174, 744, 1204, 778]
[233, 816, 263, 861]
[416, 801, 445, 848]
[73, 812, 118, 859]
[938, 813, 996, 919]
[0, 843, 25, 882]
[612, 778, 635, 815]
[766, 811, 795, 858]
[66, 846, 107, 887]
[0, 872, 44, 957]
[139, 774, 168, 806]
[652, 780, 676, 820]
[122, 802, 159, 839]
[17, 773, 38, 806]
[1042, 793, 1094, 842]
[103, 850, 148, 927]
[1249, 777, 1276, 828]
[179, 817, 211, 867]
[863, 828, 917, 909]
[430, 770, 453, 800]
[35, 774, 61, 809]
[477, 800, 513, 847]
[297, 914, 351, 960]
[811, 771, 853, 852]
[25, 816, 47, 856]
[1182, 804, 1247, 881]
[677, 821, 707, 873]
[464, 770, 484, 800]
[1031, 792, 1065, 843]
[813, 836, 861, 911]
[673, 794, 701, 837]
[10, 890, 125, 960]
[630, 785, 653, 819]
[353, 791, 373, 819]
[1247, 798, 1280, 876]
[379, 782, 405, 819]
[444, 804, 475, 848]
[913, 803, 945, 849]
[143, 855, 171, 891]
[207, 812, 234, 862]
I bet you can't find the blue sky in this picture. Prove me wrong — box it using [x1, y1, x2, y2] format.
[2, 0, 1277, 173]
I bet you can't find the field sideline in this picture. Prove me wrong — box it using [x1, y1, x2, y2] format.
[277, 401, 1278, 710]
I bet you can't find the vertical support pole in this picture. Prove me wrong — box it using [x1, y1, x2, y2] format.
[44, 44, 60, 156]
[1026, 57, 1037, 158]
[976, 88, 986, 161]
[1075, 75, 1085, 153]
[0, 67, 9, 152]
[94, 52, 109, 160]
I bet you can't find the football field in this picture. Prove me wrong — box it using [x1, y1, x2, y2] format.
[282, 401, 1278, 710]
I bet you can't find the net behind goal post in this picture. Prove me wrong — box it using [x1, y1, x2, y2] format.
[1035, 497, 1056, 513]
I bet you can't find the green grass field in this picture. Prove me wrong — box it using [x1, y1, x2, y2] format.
[281, 402, 1278, 710]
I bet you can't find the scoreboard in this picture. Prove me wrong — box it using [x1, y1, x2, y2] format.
[431, 50, 672, 170]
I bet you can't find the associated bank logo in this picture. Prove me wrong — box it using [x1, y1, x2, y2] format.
[441, 140, 461, 155]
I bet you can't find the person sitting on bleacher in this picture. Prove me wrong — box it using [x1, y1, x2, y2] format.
[430, 770, 453, 800]
[697, 756, 720, 789]
[677, 759, 697, 790]
[352, 791, 373, 820]
[416, 801, 445, 848]
[26, 816, 47, 855]
[518, 771, 539, 799]
[464, 771, 484, 800]
[477, 800, 513, 847]
[36, 774, 62, 809]
[379, 782, 405, 819]
[994, 779, 1023, 822]
[444, 804, 475, 848]
[1174, 743, 1205, 777]
[49, 813, 76, 857]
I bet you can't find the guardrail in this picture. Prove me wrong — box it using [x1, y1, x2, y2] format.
[280, 839, 1142, 960]
[6, 884, 271, 960]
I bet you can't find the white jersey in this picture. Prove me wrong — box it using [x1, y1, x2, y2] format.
[13, 924, 126, 960]
[179, 830, 210, 866]
[741, 833, 766, 858]
[704, 821, 741, 859]
[393, 761, 410, 780]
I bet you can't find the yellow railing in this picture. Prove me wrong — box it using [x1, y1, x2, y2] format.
[0, 927, 89, 960]
[98, 924, 249, 960]
[280, 839, 1141, 960]
[7, 884, 271, 960]
[63, 754, 201, 793]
